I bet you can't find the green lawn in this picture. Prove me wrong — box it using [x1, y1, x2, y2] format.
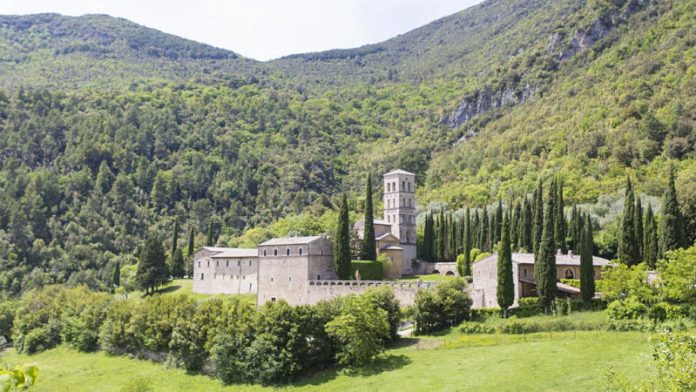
[126, 279, 256, 304]
[397, 274, 459, 282]
[0, 330, 655, 391]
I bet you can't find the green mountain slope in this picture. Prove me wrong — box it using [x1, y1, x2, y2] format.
[0, 0, 693, 294]
[0, 13, 259, 89]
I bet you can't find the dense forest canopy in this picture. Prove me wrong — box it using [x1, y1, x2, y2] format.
[0, 0, 694, 295]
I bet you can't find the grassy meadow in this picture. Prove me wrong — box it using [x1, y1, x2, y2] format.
[1, 323, 656, 391]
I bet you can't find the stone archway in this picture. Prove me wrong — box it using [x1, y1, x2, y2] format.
[445, 271, 455, 276]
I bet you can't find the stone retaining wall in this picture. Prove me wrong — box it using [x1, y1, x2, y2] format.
[304, 280, 438, 306]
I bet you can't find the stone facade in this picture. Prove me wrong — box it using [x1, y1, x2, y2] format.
[192, 247, 258, 295]
[305, 280, 436, 307]
[471, 252, 611, 308]
[256, 236, 337, 306]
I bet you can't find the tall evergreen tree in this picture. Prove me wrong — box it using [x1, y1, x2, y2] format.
[569, 205, 579, 252]
[170, 248, 185, 278]
[618, 176, 640, 265]
[360, 174, 377, 261]
[536, 180, 557, 312]
[473, 211, 481, 250]
[206, 220, 215, 246]
[482, 207, 490, 252]
[511, 201, 521, 251]
[634, 197, 643, 261]
[171, 217, 180, 258]
[111, 261, 120, 292]
[464, 208, 472, 275]
[497, 213, 514, 315]
[580, 214, 595, 303]
[187, 226, 195, 257]
[555, 177, 567, 254]
[660, 165, 683, 256]
[334, 194, 352, 279]
[522, 196, 533, 251]
[137, 235, 169, 295]
[643, 204, 659, 269]
[494, 199, 503, 246]
[533, 180, 544, 259]
[422, 213, 434, 262]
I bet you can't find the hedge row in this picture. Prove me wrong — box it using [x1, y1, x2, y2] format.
[350, 260, 384, 280]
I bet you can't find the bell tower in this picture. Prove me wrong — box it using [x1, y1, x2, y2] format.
[383, 169, 416, 274]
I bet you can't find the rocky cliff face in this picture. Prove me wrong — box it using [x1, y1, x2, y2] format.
[445, 0, 653, 134]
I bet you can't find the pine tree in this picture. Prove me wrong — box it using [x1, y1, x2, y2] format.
[533, 180, 544, 258]
[334, 194, 352, 279]
[536, 180, 557, 312]
[497, 212, 514, 315]
[137, 235, 169, 295]
[634, 197, 643, 261]
[360, 174, 377, 261]
[95, 160, 115, 194]
[555, 177, 567, 254]
[618, 176, 640, 265]
[643, 204, 659, 269]
[660, 165, 683, 256]
[580, 214, 595, 303]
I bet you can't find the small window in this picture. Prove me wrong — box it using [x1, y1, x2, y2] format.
[387, 215, 391, 223]
[523, 268, 527, 277]
[238, 260, 240, 267]
[299, 248, 303, 256]
[249, 260, 252, 266]
[249, 283, 252, 291]
[243, 275, 245, 280]
[201, 273, 204, 280]
[288, 277, 292, 282]
[408, 182, 411, 192]
[263, 250, 267, 256]
[274, 249, 278, 256]
[271, 277, 274, 282]
[207, 261, 210, 267]
[198, 261, 201, 267]
[214, 273, 217, 279]
[216, 261, 219, 267]
[286, 248, 290, 256]
[226, 260, 229, 267]
[565, 268, 575, 279]
[271, 297, 277, 302]
[317, 274, 321, 280]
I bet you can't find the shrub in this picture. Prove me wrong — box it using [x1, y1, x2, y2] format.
[607, 297, 648, 320]
[350, 260, 384, 280]
[21, 321, 61, 354]
[460, 322, 496, 334]
[363, 287, 401, 341]
[326, 295, 389, 367]
[414, 278, 471, 334]
[0, 301, 14, 342]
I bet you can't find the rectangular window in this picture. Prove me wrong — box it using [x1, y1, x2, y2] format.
[226, 260, 229, 267]
[317, 274, 321, 280]
[201, 273, 204, 280]
[238, 260, 240, 267]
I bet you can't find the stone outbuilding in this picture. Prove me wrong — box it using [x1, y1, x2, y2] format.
[192, 247, 258, 295]
[256, 235, 336, 306]
[471, 252, 611, 308]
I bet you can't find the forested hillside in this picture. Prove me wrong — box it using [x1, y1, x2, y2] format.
[0, 0, 694, 294]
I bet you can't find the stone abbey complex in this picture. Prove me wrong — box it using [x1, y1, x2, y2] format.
[193, 169, 610, 307]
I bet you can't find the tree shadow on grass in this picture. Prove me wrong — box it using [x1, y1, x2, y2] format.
[155, 285, 182, 295]
[293, 354, 411, 387]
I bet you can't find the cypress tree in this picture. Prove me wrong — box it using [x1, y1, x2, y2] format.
[555, 177, 567, 254]
[449, 214, 458, 262]
[618, 176, 640, 265]
[206, 220, 215, 246]
[171, 217, 180, 258]
[660, 165, 683, 255]
[511, 201, 521, 251]
[423, 213, 434, 262]
[533, 180, 544, 258]
[170, 248, 185, 279]
[112, 261, 120, 292]
[464, 208, 472, 275]
[536, 180, 557, 312]
[634, 197, 643, 261]
[187, 226, 195, 257]
[644, 204, 659, 269]
[482, 207, 490, 252]
[494, 199, 503, 246]
[137, 235, 169, 295]
[522, 196, 533, 251]
[360, 174, 377, 261]
[569, 205, 579, 252]
[473, 211, 481, 250]
[580, 214, 595, 304]
[497, 213, 514, 315]
[334, 194, 352, 279]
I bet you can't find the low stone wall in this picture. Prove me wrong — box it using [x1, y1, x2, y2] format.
[416, 262, 459, 276]
[304, 280, 438, 306]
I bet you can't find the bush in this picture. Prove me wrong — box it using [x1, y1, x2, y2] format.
[460, 322, 496, 334]
[414, 278, 471, 334]
[607, 297, 648, 320]
[21, 321, 61, 354]
[363, 287, 401, 341]
[350, 260, 384, 280]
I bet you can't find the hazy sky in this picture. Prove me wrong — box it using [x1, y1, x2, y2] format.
[0, 0, 482, 60]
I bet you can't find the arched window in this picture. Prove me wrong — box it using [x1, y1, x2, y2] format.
[274, 249, 278, 256]
[564, 268, 575, 279]
[286, 248, 290, 256]
[387, 199, 391, 208]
